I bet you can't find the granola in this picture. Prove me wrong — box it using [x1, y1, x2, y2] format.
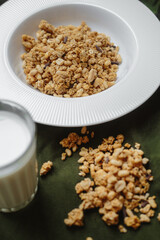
[59, 129, 91, 161]
[63, 133, 157, 231]
[21, 20, 121, 98]
[40, 160, 53, 176]
[64, 208, 84, 227]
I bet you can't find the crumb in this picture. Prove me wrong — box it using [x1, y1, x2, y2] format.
[118, 225, 127, 233]
[91, 131, 94, 138]
[61, 152, 67, 161]
[81, 126, 87, 135]
[157, 213, 160, 221]
[135, 142, 140, 149]
[124, 143, 131, 148]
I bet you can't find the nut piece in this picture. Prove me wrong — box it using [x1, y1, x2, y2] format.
[88, 69, 97, 83]
[108, 176, 117, 184]
[115, 180, 126, 193]
[65, 148, 72, 157]
[95, 152, 104, 163]
[64, 208, 84, 226]
[126, 209, 134, 217]
[40, 160, 53, 176]
[30, 69, 38, 76]
[140, 204, 150, 214]
[61, 152, 67, 161]
[72, 145, 78, 152]
[110, 159, 122, 167]
[148, 198, 157, 209]
[118, 170, 129, 177]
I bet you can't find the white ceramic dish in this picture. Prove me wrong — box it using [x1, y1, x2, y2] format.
[0, 0, 160, 126]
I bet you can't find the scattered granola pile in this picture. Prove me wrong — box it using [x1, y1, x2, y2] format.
[59, 127, 94, 161]
[63, 131, 157, 232]
[21, 20, 121, 98]
[40, 160, 53, 176]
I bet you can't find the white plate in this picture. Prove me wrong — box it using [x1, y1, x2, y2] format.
[0, 0, 160, 127]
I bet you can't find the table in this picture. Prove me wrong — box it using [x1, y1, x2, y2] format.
[0, 0, 160, 240]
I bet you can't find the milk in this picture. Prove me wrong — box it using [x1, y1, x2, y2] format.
[0, 111, 31, 167]
[0, 110, 38, 212]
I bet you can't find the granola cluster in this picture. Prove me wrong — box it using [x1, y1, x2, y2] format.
[40, 160, 53, 176]
[21, 20, 121, 98]
[63, 133, 157, 231]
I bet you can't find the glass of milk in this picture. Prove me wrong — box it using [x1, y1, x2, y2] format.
[0, 100, 38, 212]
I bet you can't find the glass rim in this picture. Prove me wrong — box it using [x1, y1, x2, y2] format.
[0, 99, 36, 171]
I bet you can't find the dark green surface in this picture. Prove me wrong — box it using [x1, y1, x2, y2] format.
[0, 1, 160, 240]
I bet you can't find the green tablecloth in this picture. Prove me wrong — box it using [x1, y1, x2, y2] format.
[0, 1, 160, 239]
